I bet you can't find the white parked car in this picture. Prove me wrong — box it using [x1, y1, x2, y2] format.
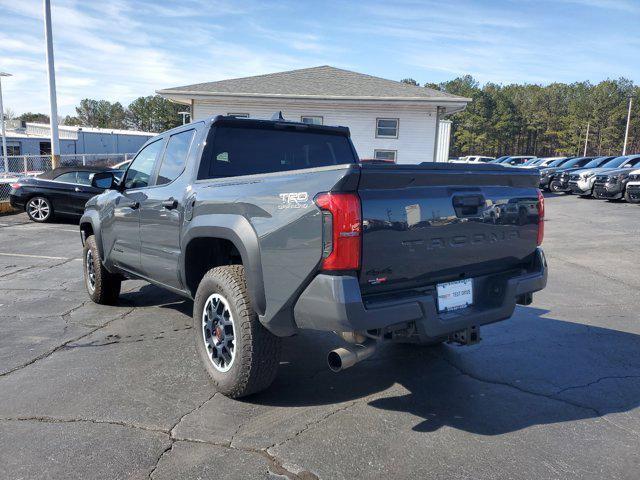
[452, 155, 495, 164]
[625, 168, 640, 203]
[466, 156, 496, 163]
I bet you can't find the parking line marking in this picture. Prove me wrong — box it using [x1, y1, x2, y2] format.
[0, 252, 73, 260]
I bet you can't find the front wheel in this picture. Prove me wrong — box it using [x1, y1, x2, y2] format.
[83, 235, 121, 304]
[549, 181, 562, 193]
[193, 265, 281, 398]
[26, 196, 53, 222]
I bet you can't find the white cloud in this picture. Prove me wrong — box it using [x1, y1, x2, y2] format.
[556, 0, 640, 12]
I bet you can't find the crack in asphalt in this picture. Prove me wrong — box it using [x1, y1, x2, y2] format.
[0, 415, 169, 435]
[0, 306, 135, 379]
[546, 253, 640, 292]
[148, 391, 321, 479]
[555, 375, 640, 395]
[438, 354, 640, 439]
[438, 354, 600, 414]
[148, 441, 175, 479]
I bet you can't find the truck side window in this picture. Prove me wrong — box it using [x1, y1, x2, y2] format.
[198, 126, 356, 179]
[124, 139, 164, 189]
[156, 129, 195, 186]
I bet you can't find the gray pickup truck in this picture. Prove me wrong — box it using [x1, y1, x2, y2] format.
[80, 115, 547, 398]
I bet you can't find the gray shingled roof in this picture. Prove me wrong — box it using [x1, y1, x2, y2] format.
[158, 66, 469, 102]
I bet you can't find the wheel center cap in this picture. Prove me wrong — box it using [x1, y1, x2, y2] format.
[215, 326, 223, 341]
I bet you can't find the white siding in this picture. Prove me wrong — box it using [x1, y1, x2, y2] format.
[192, 100, 438, 164]
[436, 120, 452, 162]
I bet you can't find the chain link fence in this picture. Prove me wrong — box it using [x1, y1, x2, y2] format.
[0, 153, 133, 204]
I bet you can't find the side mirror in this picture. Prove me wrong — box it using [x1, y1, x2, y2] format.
[92, 171, 116, 189]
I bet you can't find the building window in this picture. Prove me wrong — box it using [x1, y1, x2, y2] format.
[374, 150, 397, 162]
[227, 113, 249, 118]
[301, 116, 323, 125]
[39, 141, 52, 155]
[376, 118, 399, 138]
[7, 145, 21, 156]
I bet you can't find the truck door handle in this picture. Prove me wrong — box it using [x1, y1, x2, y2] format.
[128, 201, 140, 210]
[162, 198, 178, 210]
[74, 187, 81, 192]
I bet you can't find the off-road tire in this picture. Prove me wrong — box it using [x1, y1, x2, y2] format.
[193, 265, 281, 398]
[83, 235, 121, 305]
[26, 196, 53, 222]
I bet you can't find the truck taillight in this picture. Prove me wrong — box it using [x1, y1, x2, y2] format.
[10, 183, 22, 190]
[537, 189, 544, 246]
[314, 192, 361, 271]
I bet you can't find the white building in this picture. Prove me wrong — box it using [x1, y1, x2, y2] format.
[158, 66, 470, 164]
[3, 122, 154, 156]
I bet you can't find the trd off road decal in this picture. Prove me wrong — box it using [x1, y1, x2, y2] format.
[278, 192, 309, 209]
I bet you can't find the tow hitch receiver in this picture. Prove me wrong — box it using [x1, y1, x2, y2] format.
[449, 325, 481, 345]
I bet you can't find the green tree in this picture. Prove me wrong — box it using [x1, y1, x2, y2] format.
[18, 112, 50, 123]
[75, 99, 126, 129]
[400, 78, 419, 86]
[430, 76, 637, 158]
[61, 115, 83, 126]
[125, 95, 186, 132]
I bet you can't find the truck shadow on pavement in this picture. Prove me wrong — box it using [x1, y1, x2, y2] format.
[114, 284, 640, 436]
[253, 306, 640, 436]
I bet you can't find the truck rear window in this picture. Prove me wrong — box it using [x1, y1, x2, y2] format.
[198, 126, 356, 179]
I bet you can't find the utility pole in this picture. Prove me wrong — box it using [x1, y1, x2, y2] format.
[583, 121, 590, 156]
[623, 95, 634, 156]
[0, 72, 11, 170]
[43, 0, 60, 168]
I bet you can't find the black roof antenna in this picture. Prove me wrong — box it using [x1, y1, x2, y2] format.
[270, 111, 285, 121]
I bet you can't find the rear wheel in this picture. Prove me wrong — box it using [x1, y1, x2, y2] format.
[193, 265, 281, 398]
[83, 235, 121, 304]
[26, 196, 53, 222]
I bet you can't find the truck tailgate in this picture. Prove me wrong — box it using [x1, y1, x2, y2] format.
[357, 163, 541, 296]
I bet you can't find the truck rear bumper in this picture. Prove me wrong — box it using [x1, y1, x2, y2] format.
[294, 248, 547, 337]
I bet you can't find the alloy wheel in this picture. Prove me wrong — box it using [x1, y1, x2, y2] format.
[202, 293, 236, 372]
[27, 198, 50, 221]
[85, 249, 96, 293]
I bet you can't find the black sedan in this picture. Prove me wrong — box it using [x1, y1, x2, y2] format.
[9, 166, 124, 223]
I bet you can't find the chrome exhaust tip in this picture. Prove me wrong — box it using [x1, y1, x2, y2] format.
[327, 339, 377, 372]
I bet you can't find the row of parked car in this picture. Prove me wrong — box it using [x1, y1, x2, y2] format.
[534, 155, 640, 202]
[454, 154, 640, 202]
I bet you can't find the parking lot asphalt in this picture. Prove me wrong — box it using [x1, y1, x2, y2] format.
[0, 194, 639, 480]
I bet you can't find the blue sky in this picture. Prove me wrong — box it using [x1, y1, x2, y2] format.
[0, 0, 638, 116]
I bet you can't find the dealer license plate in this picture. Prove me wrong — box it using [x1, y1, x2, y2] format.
[436, 279, 473, 312]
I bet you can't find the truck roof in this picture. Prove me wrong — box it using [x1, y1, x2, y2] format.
[206, 115, 352, 137]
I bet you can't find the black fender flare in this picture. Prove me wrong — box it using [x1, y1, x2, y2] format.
[79, 211, 104, 261]
[181, 214, 266, 316]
